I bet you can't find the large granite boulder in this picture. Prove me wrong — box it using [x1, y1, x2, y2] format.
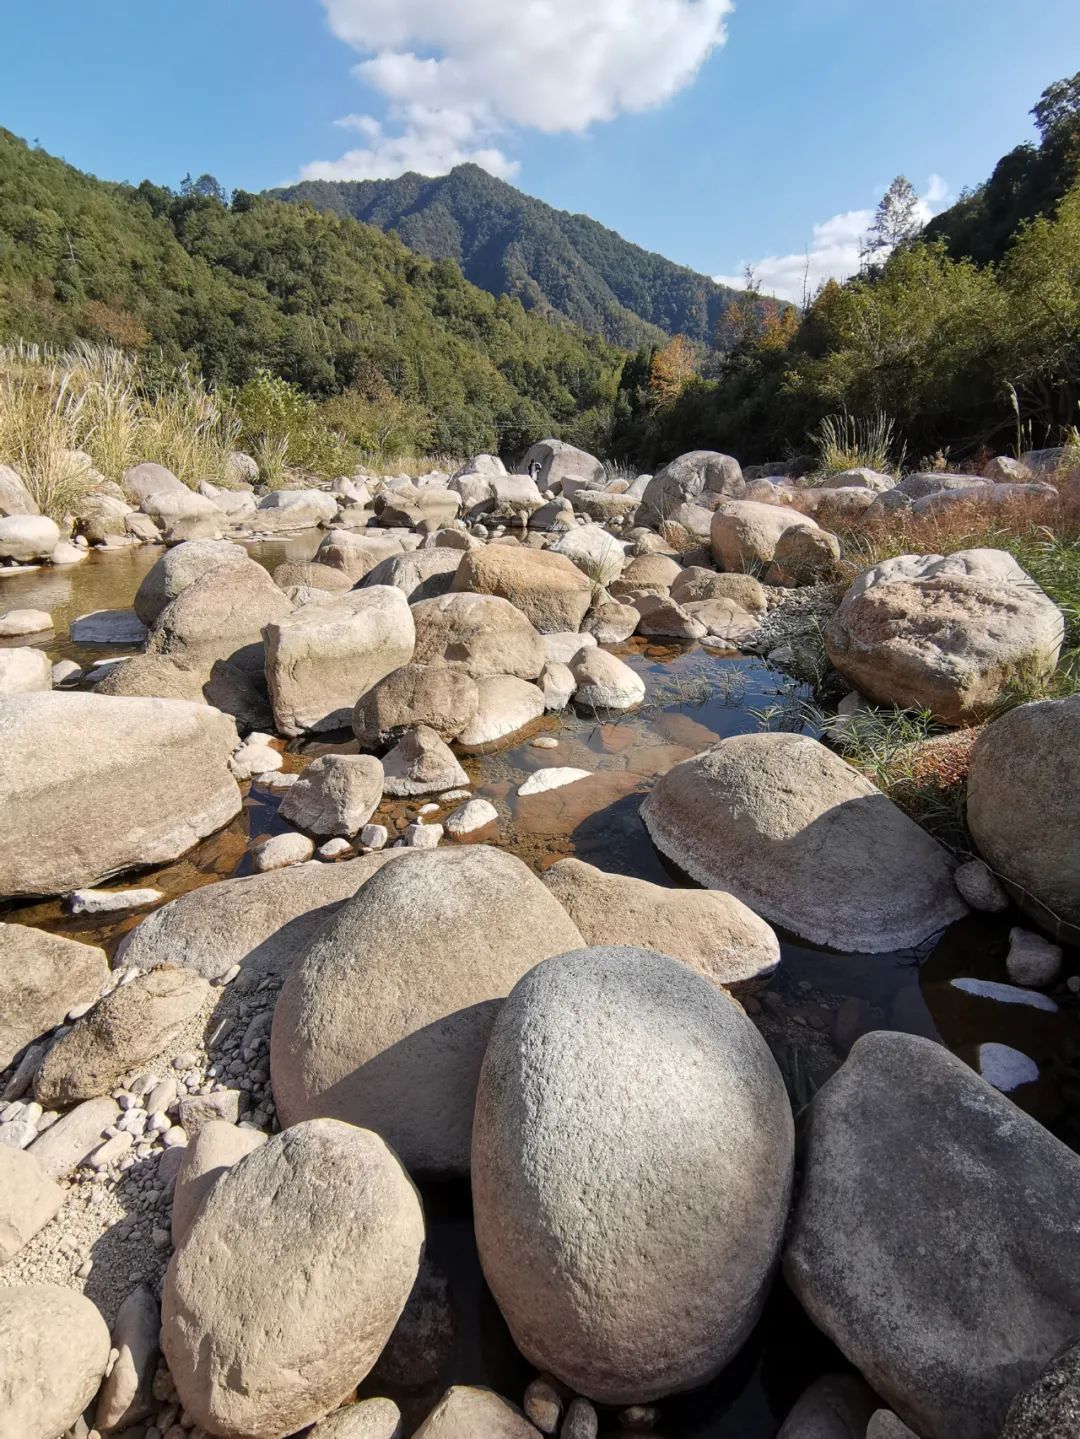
[710, 500, 822, 571]
[361, 549, 462, 603]
[825, 550, 1064, 724]
[123, 462, 190, 502]
[162, 1119, 424, 1438]
[0, 693, 240, 898]
[0, 514, 60, 562]
[0, 464, 37, 516]
[541, 858, 780, 993]
[638, 452, 745, 528]
[519, 439, 604, 495]
[966, 696, 1080, 940]
[255, 488, 339, 527]
[278, 754, 384, 837]
[0, 1286, 111, 1439]
[641, 733, 965, 952]
[998, 1340, 1080, 1439]
[315, 530, 405, 582]
[146, 558, 291, 678]
[784, 1032, 1080, 1439]
[134, 540, 250, 627]
[0, 647, 52, 696]
[353, 663, 479, 747]
[264, 587, 415, 735]
[411, 592, 547, 680]
[271, 847, 584, 1176]
[0, 925, 108, 1069]
[452, 546, 592, 634]
[472, 947, 793, 1403]
[550, 524, 625, 586]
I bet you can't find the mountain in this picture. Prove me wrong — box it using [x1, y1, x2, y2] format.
[0, 130, 622, 454]
[269, 164, 747, 349]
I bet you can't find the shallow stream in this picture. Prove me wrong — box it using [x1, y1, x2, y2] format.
[2, 535, 1077, 1436]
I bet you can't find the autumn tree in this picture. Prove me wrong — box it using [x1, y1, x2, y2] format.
[648, 335, 696, 409]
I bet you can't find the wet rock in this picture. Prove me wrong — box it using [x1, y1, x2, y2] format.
[0, 514, 61, 561]
[457, 676, 546, 746]
[0, 607, 51, 636]
[637, 451, 745, 528]
[641, 733, 965, 952]
[0, 1145, 64, 1265]
[309, 1397, 404, 1437]
[279, 754, 384, 837]
[146, 558, 291, 678]
[453, 546, 592, 633]
[115, 854, 400, 983]
[571, 648, 645, 710]
[162, 1119, 423, 1438]
[265, 586, 416, 735]
[967, 696, 1080, 940]
[414, 1386, 541, 1438]
[542, 858, 780, 994]
[953, 858, 1009, 913]
[35, 968, 210, 1106]
[252, 830, 316, 871]
[411, 591, 548, 680]
[353, 663, 480, 747]
[776, 1374, 879, 1438]
[95, 1283, 160, 1431]
[0, 1284, 111, 1439]
[134, 539, 251, 626]
[382, 724, 470, 797]
[444, 798, 498, 836]
[784, 1031, 1080, 1439]
[1006, 928, 1063, 988]
[0, 692, 240, 898]
[0, 645, 52, 694]
[70, 607, 148, 644]
[826, 551, 1063, 724]
[710, 500, 822, 571]
[171, 1120, 268, 1245]
[271, 846, 583, 1176]
[977, 1042, 1038, 1093]
[472, 947, 793, 1403]
[362, 548, 463, 602]
[0, 924, 109, 1070]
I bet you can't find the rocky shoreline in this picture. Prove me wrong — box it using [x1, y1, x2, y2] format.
[0, 441, 1078, 1439]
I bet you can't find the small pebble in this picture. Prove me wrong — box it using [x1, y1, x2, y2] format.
[563, 1398, 598, 1439]
[524, 1376, 562, 1433]
[530, 736, 559, 749]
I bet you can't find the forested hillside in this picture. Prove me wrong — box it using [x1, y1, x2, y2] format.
[0, 130, 622, 455]
[271, 163, 749, 349]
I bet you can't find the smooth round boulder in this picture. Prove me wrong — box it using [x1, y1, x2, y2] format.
[0, 608, 51, 637]
[637, 452, 745, 528]
[0, 646, 52, 695]
[456, 676, 545, 747]
[278, 754, 384, 837]
[571, 648, 645, 711]
[410, 592, 547, 680]
[452, 546, 592, 633]
[641, 733, 965, 952]
[0, 514, 60, 562]
[271, 847, 584, 1176]
[784, 1032, 1080, 1439]
[362, 549, 463, 603]
[0, 1285, 110, 1439]
[162, 1119, 424, 1439]
[273, 560, 355, 593]
[134, 539, 250, 627]
[710, 501, 821, 571]
[472, 947, 794, 1404]
[966, 696, 1080, 940]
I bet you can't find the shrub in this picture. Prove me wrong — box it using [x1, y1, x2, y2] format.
[230, 370, 352, 485]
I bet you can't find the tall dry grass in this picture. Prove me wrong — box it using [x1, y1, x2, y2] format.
[0, 341, 239, 516]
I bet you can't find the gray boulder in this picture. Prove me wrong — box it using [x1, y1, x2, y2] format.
[0, 693, 240, 898]
[541, 858, 779, 994]
[123, 461, 190, 501]
[967, 696, 1080, 940]
[115, 853, 401, 983]
[353, 663, 479, 747]
[35, 967, 210, 1105]
[998, 1340, 1080, 1439]
[381, 724, 470, 797]
[0, 924, 108, 1070]
[641, 733, 965, 952]
[134, 539, 251, 626]
[171, 1120, 268, 1245]
[146, 558, 291, 678]
[411, 592, 547, 680]
[0, 514, 60, 561]
[0, 1285, 111, 1439]
[162, 1119, 424, 1438]
[279, 754, 384, 836]
[472, 947, 793, 1403]
[270, 847, 584, 1176]
[0, 1146, 64, 1266]
[519, 439, 604, 495]
[638, 451, 745, 528]
[571, 648, 645, 710]
[255, 488, 339, 527]
[456, 676, 545, 747]
[361, 548, 463, 602]
[710, 500, 822, 571]
[784, 1031, 1080, 1439]
[0, 463, 37, 516]
[94, 1283, 160, 1431]
[315, 530, 405, 582]
[265, 586, 416, 735]
[776, 1375, 879, 1439]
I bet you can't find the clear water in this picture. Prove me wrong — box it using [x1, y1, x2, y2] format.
[3, 536, 1077, 1436]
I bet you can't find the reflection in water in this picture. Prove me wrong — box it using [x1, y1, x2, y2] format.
[3, 530, 1078, 1436]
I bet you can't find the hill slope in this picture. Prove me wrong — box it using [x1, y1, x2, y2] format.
[0, 130, 622, 454]
[270, 164, 746, 349]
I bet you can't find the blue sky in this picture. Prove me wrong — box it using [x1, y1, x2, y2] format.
[5, 0, 1079, 300]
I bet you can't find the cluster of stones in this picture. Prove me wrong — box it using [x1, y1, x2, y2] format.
[0, 439, 1077, 1439]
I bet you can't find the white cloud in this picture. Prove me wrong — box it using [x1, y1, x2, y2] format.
[302, 0, 732, 181]
[715, 175, 950, 304]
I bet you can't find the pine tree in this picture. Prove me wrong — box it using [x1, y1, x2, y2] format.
[868, 176, 922, 255]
